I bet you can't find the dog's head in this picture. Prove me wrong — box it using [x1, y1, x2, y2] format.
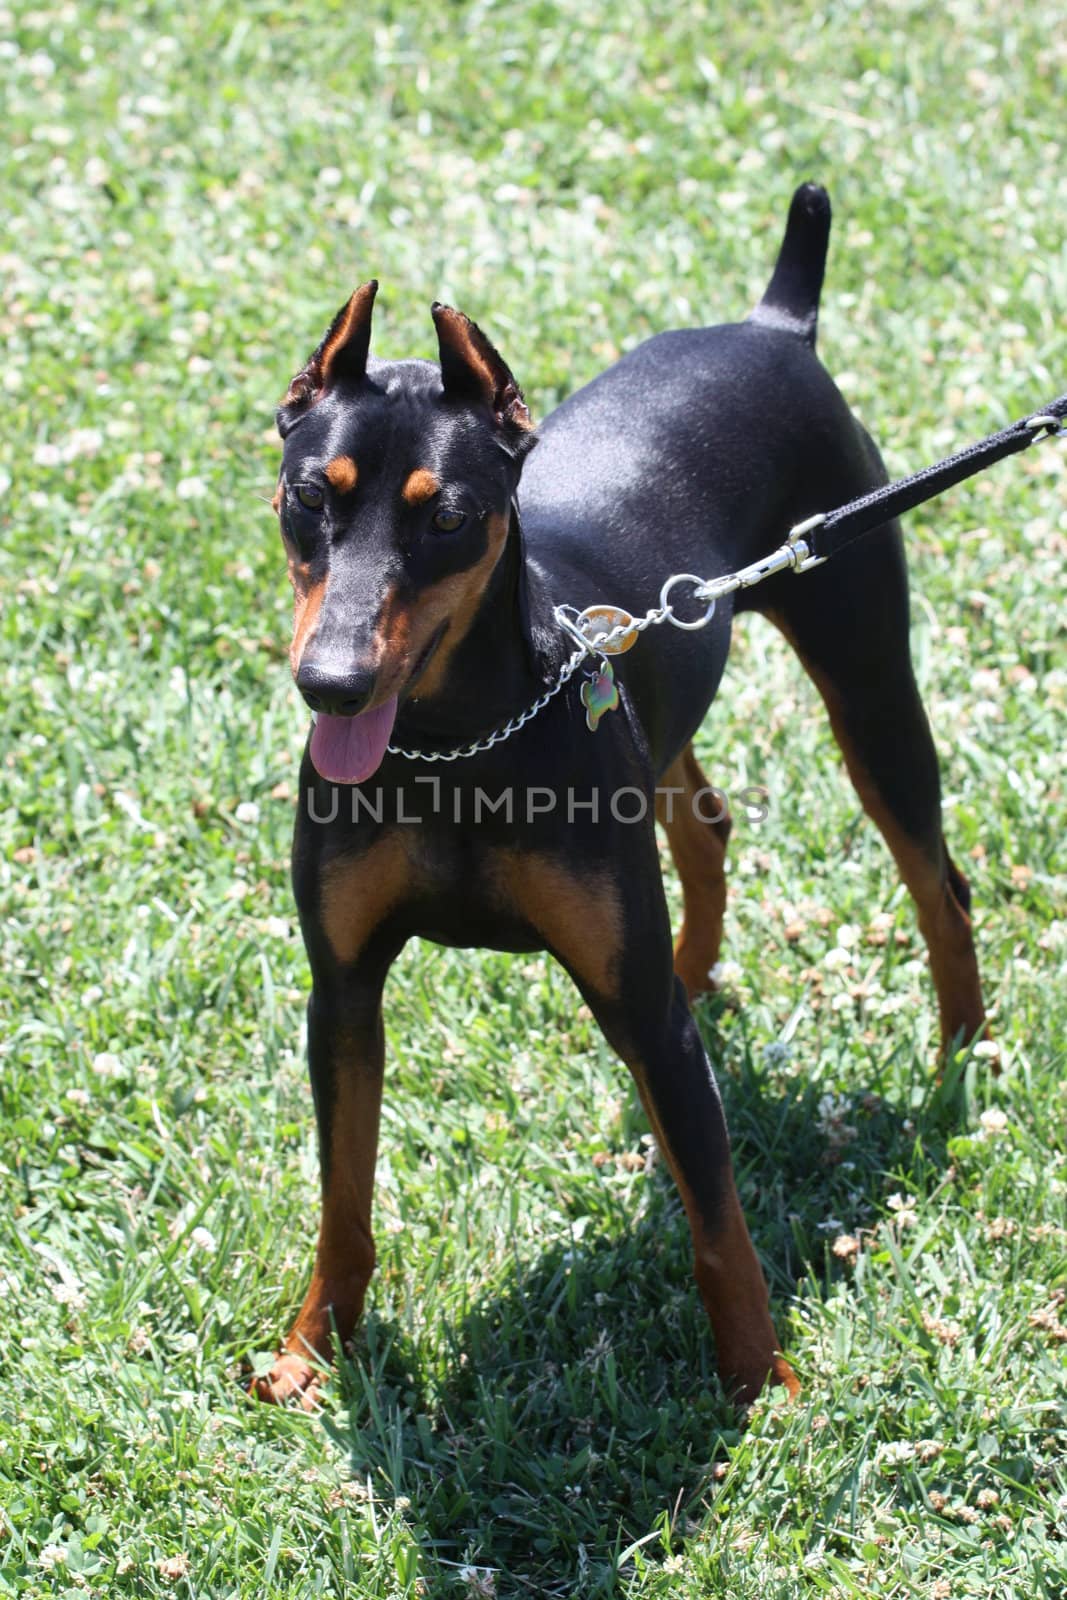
[274, 282, 536, 783]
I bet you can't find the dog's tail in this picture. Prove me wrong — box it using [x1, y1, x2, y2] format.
[748, 183, 831, 347]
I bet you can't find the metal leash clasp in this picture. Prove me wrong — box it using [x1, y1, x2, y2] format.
[788, 512, 828, 573]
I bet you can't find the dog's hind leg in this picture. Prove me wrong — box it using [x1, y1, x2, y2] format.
[656, 745, 732, 1001]
[759, 520, 986, 1055]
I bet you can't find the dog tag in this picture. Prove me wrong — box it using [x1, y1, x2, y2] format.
[577, 605, 638, 655]
[581, 661, 620, 731]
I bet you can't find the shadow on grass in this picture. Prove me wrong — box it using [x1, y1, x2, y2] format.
[324, 1222, 726, 1599]
[314, 1018, 964, 1597]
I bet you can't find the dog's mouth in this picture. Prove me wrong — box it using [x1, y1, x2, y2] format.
[307, 626, 448, 786]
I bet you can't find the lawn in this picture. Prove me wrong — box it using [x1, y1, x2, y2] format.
[1, 0, 1065, 1595]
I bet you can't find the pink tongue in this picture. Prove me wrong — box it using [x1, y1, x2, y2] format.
[309, 696, 399, 784]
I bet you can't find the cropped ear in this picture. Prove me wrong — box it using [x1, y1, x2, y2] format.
[279, 280, 378, 423]
[431, 302, 533, 442]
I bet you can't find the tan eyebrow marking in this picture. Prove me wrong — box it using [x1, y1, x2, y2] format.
[401, 467, 440, 505]
[325, 455, 358, 493]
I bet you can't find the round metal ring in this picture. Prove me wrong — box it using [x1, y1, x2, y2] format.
[659, 573, 717, 631]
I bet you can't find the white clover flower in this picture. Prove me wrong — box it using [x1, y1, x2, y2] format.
[458, 1567, 496, 1598]
[32, 124, 73, 145]
[176, 475, 207, 500]
[816, 1092, 859, 1147]
[52, 1280, 87, 1311]
[762, 1039, 792, 1068]
[47, 183, 82, 212]
[886, 1193, 919, 1227]
[235, 800, 260, 825]
[190, 1227, 216, 1254]
[979, 1107, 1008, 1136]
[63, 427, 103, 460]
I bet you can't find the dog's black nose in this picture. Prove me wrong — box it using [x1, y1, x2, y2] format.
[295, 660, 376, 717]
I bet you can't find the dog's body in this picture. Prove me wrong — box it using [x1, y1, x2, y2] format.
[256, 185, 986, 1407]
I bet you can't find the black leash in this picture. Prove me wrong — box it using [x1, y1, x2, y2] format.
[798, 392, 1067, 565]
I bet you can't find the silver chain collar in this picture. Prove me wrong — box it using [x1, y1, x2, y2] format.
[386, 646, 587, 763]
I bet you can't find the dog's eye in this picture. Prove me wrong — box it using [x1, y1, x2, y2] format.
[295, 484, 324, 511]
[431, 509, 466, 533]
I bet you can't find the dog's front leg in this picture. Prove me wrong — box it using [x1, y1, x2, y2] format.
[593, 975, 798, 1406]
[493, 837, 797, 1406]
[623, 987, 797, 1404]
[253, 970, 386, 1407]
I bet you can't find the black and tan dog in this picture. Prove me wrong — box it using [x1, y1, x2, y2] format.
[254, 184, 986, 1407]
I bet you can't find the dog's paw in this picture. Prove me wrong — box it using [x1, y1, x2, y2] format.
[723, 1351, 801, 1407]
[249, 1350, 324, 1410]
[674, 952, 721, 1003]
[768, 1353, 801, 1401]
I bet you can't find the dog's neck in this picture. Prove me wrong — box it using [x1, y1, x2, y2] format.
[395, 505, 561, 748]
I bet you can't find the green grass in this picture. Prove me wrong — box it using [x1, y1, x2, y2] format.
[2, 0, 1066, 1594]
